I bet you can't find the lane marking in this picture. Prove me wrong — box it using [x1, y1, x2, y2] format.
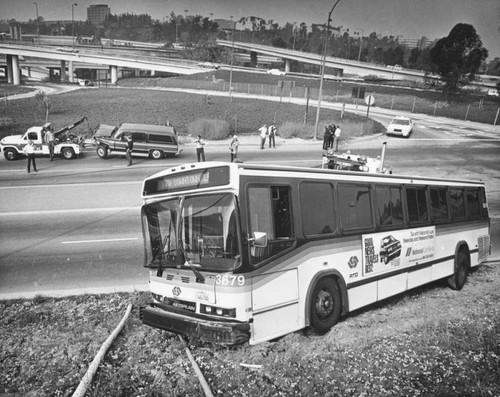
[0, 181, 142, 189]
[0, 206, 141, 216]
[61, 237, 139, 244]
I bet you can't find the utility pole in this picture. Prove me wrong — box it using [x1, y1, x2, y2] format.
[72, 3, 77, 48]
[228, 16, 236, 97]
[313, 0, 342, 140]
[33, 2, 39, 43]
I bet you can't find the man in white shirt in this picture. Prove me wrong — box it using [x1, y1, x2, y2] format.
[24, 139, 37, 173]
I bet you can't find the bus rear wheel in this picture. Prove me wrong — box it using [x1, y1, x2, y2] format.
[447, 248, 470, 290]
[310, 277, 341, 335]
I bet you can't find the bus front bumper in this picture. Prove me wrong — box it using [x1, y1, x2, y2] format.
[140, 303, 250, 345]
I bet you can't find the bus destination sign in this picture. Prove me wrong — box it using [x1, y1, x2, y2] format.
[144, 166, 230, 196]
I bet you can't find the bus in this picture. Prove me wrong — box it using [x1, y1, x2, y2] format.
[139, 162, 491, 345]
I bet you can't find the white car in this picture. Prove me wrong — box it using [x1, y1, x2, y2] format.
[198, 62, 219, 70]
[386, 116, 413, 138]
[267, 69, 286, 76]
[487, 89, 499, 97]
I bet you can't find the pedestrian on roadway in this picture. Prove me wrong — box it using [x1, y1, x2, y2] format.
[333, 124, 341, 151]
[229, 135, 239, 162]
[124, 134, 133, 166]
[268, 123, 276, 148]
[195, 135, 206, 161]
[323, 125, 330, 150]
[24, 139, 38, 173]
[259, 124, 267, 149]
[44, 126, 55, 161]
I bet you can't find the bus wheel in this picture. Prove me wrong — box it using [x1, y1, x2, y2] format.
[310, 277, 341, 335]
[447, 248, 470, 291]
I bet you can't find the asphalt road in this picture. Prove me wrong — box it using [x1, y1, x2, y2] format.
[1, 118, 499, 299]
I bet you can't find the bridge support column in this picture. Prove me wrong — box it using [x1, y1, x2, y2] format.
[285, 59, 291, 74]
[7, 54, 21, 85]
[68, 61, 75, 83]
[60, 60, 67, 82]
[110, 65, 118, 84]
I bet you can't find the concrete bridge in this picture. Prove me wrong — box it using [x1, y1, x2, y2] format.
[0, 42, 205, 85]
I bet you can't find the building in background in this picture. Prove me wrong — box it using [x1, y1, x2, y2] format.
[87, 4, 110, 27]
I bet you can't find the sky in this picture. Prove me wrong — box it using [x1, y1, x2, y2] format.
[2, 0, 499, 58]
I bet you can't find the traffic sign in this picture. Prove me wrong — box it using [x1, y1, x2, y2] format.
[365, 95, 375, 106]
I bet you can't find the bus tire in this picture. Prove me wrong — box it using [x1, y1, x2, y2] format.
[309, 277, 342, 335]
[447, 247, 470, 291]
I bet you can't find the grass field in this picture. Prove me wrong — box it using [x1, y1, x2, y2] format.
[1, 263, 499, 396]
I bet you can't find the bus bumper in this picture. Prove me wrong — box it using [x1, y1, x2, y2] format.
[140, 303, 250, 345]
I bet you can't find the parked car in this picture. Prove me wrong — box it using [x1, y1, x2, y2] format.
[94, 123, 181, 160]
[198, 62, 220, 70]
[487, 89, 499, 97]
[267, 69, 286, 76]
[78, 79, 94, 87]
[386, 116, 413, 138]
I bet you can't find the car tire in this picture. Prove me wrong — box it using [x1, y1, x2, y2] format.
[97, 145, 108, 159]
[3, 148, 18, 161]
[61, 147, 75, 159]
[309, 277, 342, 335]
[150, 149, 164, 160]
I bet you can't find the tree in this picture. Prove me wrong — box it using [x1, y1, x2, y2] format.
[430, 23, 488, 92]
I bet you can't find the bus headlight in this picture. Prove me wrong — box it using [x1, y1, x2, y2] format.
[200, 304, 236, 318]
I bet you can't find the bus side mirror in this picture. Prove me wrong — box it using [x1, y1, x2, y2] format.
[250, 232, 268, 247]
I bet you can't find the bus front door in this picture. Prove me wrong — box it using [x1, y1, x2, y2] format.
[250, 269, 300, 344]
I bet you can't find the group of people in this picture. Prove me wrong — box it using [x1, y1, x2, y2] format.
[195, 123, 278, 163]
[258, 123, 277, 149]
[322, 123, 341, 151]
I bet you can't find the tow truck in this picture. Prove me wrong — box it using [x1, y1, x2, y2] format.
[322, 142, 392, 174]
[0, 117, 91, 161]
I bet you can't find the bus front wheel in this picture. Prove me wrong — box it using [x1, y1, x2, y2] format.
[447, 248, 470, 291]
[309, 277, 342, 335]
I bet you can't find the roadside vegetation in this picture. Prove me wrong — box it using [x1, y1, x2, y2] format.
[0, 83, 384, 142]
[1, 263, 499, 396]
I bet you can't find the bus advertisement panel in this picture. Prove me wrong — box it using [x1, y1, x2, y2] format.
[362, 227, 436, 276]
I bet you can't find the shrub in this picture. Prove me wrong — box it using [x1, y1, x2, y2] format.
[186, 119, 230, 140]
[278, 121, 315, 139]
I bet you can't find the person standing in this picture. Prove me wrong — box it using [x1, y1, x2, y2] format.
[45, 126, 55, 161]
[258, 124, 267, 149]
[229, 135, 239, 162]
[195, 135, 206, 162]
[24, 139, 37, 173]
[124, 135, 133, 166]
[333, 125, 341, 151]
[268, 123, 276, 148]
[322, 125, 330, 150]
[328, 124, 335, 149]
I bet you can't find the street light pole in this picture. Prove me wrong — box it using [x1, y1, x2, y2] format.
[313, 0, 342, 140]
[71, 3, 77, 48]
[33, 1, 39, 43]
[228, 17, 236, 97]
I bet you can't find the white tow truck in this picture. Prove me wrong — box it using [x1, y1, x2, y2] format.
[322, 142, 393, 174]
[0, 117, 89, 161]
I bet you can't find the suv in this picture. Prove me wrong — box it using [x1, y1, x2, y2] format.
[94, 123, 181, 160]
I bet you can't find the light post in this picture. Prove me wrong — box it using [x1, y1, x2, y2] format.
[71, 3, 77, 48]
[313, 0, 342, 140]
[33, 1, 39, 43]
[228, 16, 236, 97]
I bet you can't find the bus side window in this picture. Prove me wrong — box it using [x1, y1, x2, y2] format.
[406, 186, 429, 224]
[449, 188, 466, 220]
[375, 185, 403, 227]
[430, 187, 449, 222]
[338, 183, 373, 232]
[247, 185, 294, 265]
[300, 181, 335, 236]
[465, 188, 481, 220]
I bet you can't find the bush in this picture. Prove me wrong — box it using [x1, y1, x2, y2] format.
[278, 121, 315, 139]
[186, 119, 230, 140]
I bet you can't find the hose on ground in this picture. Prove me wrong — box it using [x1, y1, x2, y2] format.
[72, 303, 133, 397]
[178, 335, 214, 397]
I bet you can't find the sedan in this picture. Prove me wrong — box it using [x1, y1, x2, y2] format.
[386, 116, 413, 138]
[267, 69, 286, 76]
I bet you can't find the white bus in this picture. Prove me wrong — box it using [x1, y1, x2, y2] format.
[139, 162, 491, 345]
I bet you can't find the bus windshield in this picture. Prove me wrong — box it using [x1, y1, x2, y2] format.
[142, 193, 241, 272]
